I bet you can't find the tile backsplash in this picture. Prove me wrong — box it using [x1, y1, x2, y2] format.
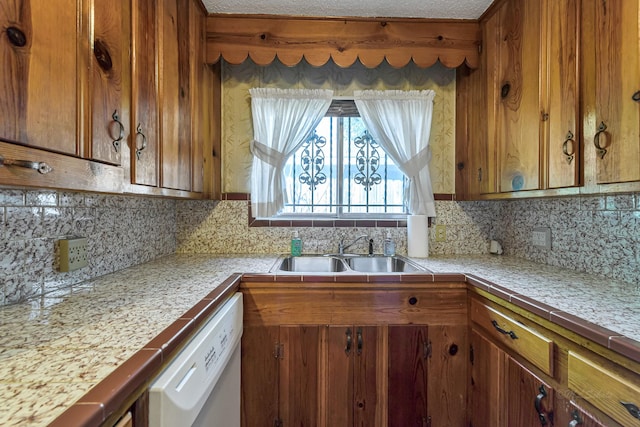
[0, 189, 176, 306]
[2, 187, 638, 306]
[496, 193, 640, 284]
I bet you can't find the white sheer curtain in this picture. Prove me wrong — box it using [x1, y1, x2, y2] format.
[353, 90, 436, 216]
[249, 88, 333, 218]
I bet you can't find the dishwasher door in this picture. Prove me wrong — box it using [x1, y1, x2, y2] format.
[149, 293, 243, 427]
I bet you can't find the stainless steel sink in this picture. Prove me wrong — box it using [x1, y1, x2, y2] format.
[345, 255, 423, 273]
[276, 256, 348, 272]
[272, 254, 425, 273]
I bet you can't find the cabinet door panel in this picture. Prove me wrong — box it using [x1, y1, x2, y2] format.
[279, 325, 319, 426]
[506, 357, 555, 427]
[388, 325, 428, 427]
[89, 0, 128, 165]
[241, 326, 279, 427]
[470, 329, 506, 427]
[0, 0, 78, 154]
[556, 397, 611, 427]
[592, 0, 640, 183]
[326, 326, 354, 426]
[497, 0, 542, 192]
[131, 0, 159, 186]
[353, 326, 380, 426]
[546, 0, 580, 188]
[427, 325, 467, 427]
[159, 0, 192, 191]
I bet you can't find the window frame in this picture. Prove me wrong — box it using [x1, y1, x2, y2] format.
[277, 99, 409, 220]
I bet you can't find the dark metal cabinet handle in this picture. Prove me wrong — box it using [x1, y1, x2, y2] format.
[491, 320, 518, 339]
[593, 121, 608, 159]
[633, 90, 640, 102]
[0, 155, 52, 174]
[621, 401, 640, 419]
[345, 328, 352, 355]
[569, 410, 583, 427]
[562, 130, 575, 164]
[135, 124, 147, 160]
[356, 328, 363, 355]
[111, 110, 124, 153]
[535, 385, 548, 426]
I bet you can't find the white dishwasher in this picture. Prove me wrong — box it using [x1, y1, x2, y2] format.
[149, 293, 243, 427]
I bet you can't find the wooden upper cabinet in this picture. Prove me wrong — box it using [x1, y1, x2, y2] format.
[587, 0, 640, 184]
[131, 0, 159, 187]
[87, 0, 129, 166]
[544, 0, 580, 189]
[496, 0, 542, 192]
[0, 0, 79, 155]
[159, 0, 192, 191]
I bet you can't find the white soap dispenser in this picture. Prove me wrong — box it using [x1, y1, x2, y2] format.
[383, 231, 396, 256]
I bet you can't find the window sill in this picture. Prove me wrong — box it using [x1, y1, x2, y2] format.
[221, 193, 447, 228]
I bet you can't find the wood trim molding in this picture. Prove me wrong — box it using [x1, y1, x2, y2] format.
[205, 14, 481, 69]
[219, 193, 457, 228]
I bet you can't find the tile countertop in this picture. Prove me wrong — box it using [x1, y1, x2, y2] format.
[0, 253, 639, 426]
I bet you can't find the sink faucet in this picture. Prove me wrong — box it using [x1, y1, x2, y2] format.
[338, 234, 368, 255]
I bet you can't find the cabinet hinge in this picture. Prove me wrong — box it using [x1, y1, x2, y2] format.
[424, 340, 432, 359]
[274, 343, 284, 360]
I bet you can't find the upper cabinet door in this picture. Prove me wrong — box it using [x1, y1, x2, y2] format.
[544, 0, 580, 189]
[159, 0, 192, 191]
[87, 0, 129, 166]
[590, 0, 640, 184]
[131, 0, 159, 187]
[496, 0, 542, 192]
[0, 1, 79, 155]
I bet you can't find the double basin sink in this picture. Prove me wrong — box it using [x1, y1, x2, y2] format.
[272, 254, 426, 274]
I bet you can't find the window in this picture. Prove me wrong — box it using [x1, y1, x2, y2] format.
[281, 100, 408, 217]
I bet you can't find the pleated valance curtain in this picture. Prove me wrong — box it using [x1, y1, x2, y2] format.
[353, 90, 436, 217]
[249, 88, 333, 218]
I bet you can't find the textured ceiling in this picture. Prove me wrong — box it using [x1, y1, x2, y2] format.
[202, 0, 493, 19]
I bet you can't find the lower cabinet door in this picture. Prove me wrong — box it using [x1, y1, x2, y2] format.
[506, 357, 555, 427]
[555, 398, 610, 427]
[388, 325, 428, 427]
[279, 325, 320, 426]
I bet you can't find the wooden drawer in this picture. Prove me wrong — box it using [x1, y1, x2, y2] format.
[568, 351, 640, 427]
[470, 298, 554, 375]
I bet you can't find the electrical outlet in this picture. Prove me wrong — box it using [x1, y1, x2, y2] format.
[532, 227, 551, 249]
[59, 237, 88, 272]
[435, 224, 447, 242]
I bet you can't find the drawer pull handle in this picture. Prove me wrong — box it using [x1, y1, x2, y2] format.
[593, 121, 608, 159]
[356, 328, 363, 355]
[621, 401, 640, 419]
[111, 110, 124, 153]
[633, 90, 640, 102]
[535, 385, 548, 426]
[345, 328, 352, 355]
[569, 410, 582, 426]
[135, 123, 147, 160]
[0, 155, 52, 174]
[491, 320, 518, 339]
[562, 130, 575, 164]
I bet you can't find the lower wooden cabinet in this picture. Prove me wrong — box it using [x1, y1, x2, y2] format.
[239, 282, 468, 427]
[470, 329, 554, 427]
